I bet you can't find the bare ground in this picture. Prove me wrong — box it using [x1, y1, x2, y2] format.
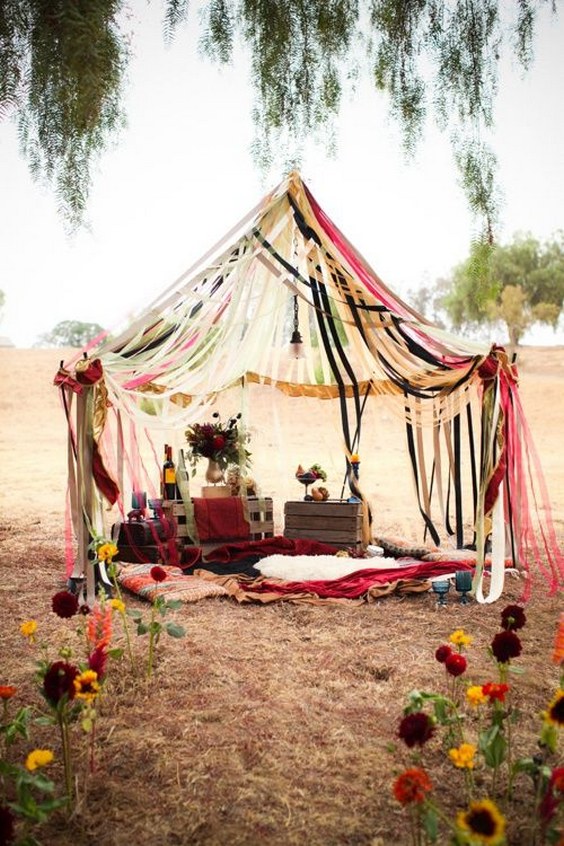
[0, 347, 562, 845]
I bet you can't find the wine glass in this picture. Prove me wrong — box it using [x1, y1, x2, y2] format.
[296, 471, 317, 500]
[455, 570, 473, 604]
[431, 579, 451, 607]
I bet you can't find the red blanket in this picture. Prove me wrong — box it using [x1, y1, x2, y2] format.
[244, 560, 474, 600]
[192, 497, 250, 542]
[181, 535, 342, 568]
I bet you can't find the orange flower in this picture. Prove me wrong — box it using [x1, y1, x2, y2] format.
[393, 768, 432, 804]
[0, 685, 17, 700]
[87, 603, 112, 649]
[553, 613, 564, 665]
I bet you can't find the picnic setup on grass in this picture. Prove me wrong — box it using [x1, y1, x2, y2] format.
[54, 171, 563, 609]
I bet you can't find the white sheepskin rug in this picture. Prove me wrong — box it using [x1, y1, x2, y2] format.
[256, 554, 402, 582]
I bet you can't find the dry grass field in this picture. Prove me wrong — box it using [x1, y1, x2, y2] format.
[0, 346, 562, 845]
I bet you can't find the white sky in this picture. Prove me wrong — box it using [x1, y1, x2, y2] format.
[1, 2, 563, 348]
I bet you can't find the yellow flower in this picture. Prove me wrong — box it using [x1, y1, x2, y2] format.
[25, 749, 54, 771]
[449, 629, 473, 648]
[543, 689, 564, 727]
[110, 598, 126, 614]
[74, 670, 100, 702]
[97, 542, 118, 563]
[467, 685, 488, 707]
[449, 743, 477, 769]
[20, 620, 37, 641]
[456, 799, 506, 844]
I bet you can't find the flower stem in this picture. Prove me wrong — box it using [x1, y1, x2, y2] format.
[58, 710, 73, 806]
[111, 572, 136, 672]
[147, 604, 156, 679]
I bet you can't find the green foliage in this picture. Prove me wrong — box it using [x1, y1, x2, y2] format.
[36, 319, 104, 348]
[0, 0, 126, 230]
[438, 232, 564, 344]
[0, 2, 557, 230]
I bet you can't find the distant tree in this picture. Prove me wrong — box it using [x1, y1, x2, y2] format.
[0, 1, 557, 231]
[37, 320, 104, 348]
[439, 233, 564, 345]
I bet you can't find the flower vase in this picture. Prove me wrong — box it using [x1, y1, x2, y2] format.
[202, 459, 231, 498]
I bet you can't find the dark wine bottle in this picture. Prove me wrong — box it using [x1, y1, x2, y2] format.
[163, 445, 178, 500]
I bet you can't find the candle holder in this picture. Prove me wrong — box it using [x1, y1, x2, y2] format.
[431, 579, 451, 607]
[455, 570, 473, 604]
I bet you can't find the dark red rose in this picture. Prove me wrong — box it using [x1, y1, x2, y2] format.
[213, 435, 226, 451]
[88, 645, 108, 681]
[0, 805, 16, 845]
[500, 604, 527, 631]
[51, 590, 79, 619]
[491, 630, 522, 664]
[42, 661, 79, 706]
[435, 644, 452, 664]
[150, 565, 167, 583]
[398, 712, 435, 748]
[445, 652, 467, 677]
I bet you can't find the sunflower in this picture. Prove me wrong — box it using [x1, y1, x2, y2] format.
[74, 670, 100, 702]
[20, 620, 37, 641]
[392, 768, 432, 804]
[544, 690, 564, 727]
[456, 799, 506, 844]
[466, 685, 488, 707]
[97, 542, 118, 563]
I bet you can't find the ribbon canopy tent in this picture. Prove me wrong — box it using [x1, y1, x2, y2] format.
[56, 171, 563, 605]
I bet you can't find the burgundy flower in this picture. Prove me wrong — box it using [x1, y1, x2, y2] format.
[79, 603, 91, 616]
[88, 645, 108, 681]
[491, 630, 522, 664]
[42, 661, 79, 706]
[0, 805, 16, 845]
[445, 652, 467, 677]
[51, 590, 79, 619]
[150, 565, 167, 583]
[398, 712, 435, 748]
[500, 604, 527, 631]
[435, 644, 452, 664]
[213, 434, 226, 451]
[539, 766, 564, 823]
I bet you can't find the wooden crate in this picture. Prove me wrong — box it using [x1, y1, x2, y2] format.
[283, 500, 363, 548]
[161, 497, 274, 547]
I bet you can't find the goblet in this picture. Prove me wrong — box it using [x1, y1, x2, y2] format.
[431, 579, 451, 607]
[296, 471, 317, 501]
[455, 570, 473, 604]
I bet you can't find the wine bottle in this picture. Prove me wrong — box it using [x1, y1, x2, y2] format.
[163, 445, 178, 500]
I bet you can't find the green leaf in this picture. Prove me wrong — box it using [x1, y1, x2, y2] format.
[127, 609, 142, 620]
[149, 621, 162, 635]
[136, 622, 149, 635]
[480, 725, 507, 768]
[165, 599, 183, 611]
[422, 807, 439, 842]
[165, 622, 186, 638]
[107, 647, 124, 660]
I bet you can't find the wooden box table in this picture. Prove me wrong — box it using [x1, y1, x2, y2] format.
[283, 500, 363, 549]
[162, 496, 274, 551]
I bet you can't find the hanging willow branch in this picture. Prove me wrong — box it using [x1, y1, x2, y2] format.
[0, 0, 553, 231]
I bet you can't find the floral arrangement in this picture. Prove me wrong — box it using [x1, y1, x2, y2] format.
[185, 412, 251, 475]
[391, 606, 563, 845]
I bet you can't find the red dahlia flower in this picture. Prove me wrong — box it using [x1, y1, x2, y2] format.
[392, 768, 432, 805]
[150, 565, 167, 583]
[0, 804, 16, 845]
[51, 590, 79, 619]
[398, 712, 435, 748]
[482, 682, 510, 703]
[500, 604, 527, 631]
[491, 630, 522, 664]
[445, 652, 467, 677]
[435, 644, 452, 663]
[42, 661, 79, 706]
